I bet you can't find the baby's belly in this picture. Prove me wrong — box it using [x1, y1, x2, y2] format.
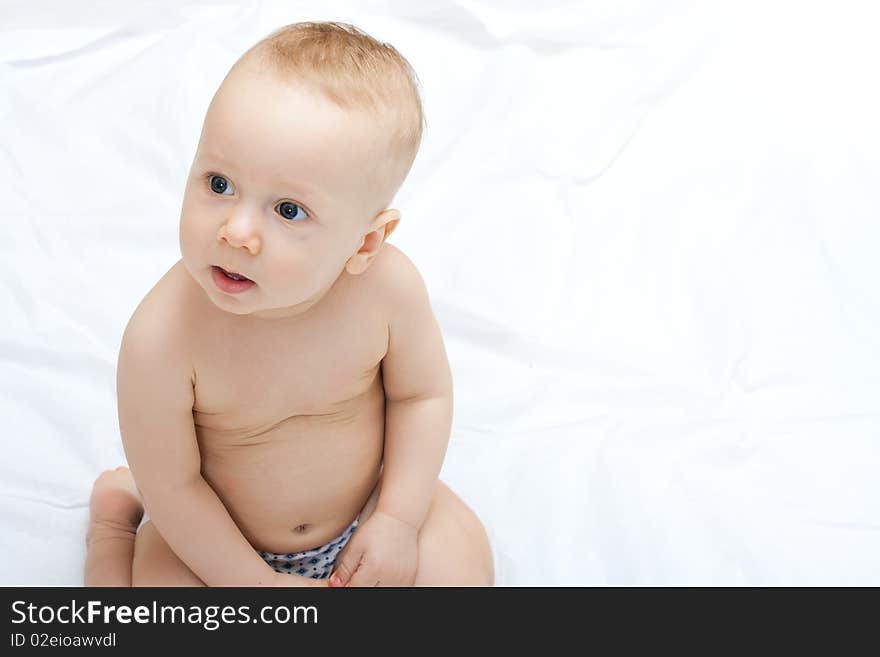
[196, 393, 384, 554]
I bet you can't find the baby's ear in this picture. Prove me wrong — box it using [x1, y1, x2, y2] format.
[345, 209, 400, 275]
[380, 209, 401, 241]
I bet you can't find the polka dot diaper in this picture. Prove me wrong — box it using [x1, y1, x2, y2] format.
[259, 515, 359, 579]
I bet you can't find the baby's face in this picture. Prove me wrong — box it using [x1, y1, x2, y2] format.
[179, 61, 392, 321]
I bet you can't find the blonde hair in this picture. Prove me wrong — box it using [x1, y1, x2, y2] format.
[239, 21, 426, 211]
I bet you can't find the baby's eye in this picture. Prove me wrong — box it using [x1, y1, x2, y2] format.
[208, 175, 233, 195]
[276, 201, 309, 222]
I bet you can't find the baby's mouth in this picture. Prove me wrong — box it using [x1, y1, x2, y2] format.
[213, 265, 254, 283]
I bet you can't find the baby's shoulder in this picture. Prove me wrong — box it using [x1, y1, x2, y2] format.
[122, 259, 201, 352]
[365, 243, 430, 313]
[368, 242, 414, 283]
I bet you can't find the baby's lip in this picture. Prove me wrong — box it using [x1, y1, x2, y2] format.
[214, 265, 255, 283]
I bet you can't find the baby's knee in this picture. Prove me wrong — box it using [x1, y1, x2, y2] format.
[415, 528, 494, 586]
[457, 510, 494, 586]
[414, 482, 494, 586]
[132, 522, 205, 587]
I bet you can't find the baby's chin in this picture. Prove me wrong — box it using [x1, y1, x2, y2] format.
[212, 290, 330, 322]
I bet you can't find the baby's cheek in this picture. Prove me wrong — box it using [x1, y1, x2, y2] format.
[178, 221, 196, 259]
[268, 264, 311, 297]
[178, 211, 201, 243]
[282, 251, 325, 281]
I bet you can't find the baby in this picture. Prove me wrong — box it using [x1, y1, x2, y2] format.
[83, 22, 493, 587]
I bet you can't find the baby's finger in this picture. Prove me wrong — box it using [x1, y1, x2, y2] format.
[330, 547, 363, 587]
[346, 561, 379, 588]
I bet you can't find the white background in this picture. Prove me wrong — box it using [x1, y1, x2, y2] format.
[1, 0, 878, 585]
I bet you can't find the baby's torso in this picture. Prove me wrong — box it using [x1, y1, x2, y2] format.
[168, 254, 391, 554]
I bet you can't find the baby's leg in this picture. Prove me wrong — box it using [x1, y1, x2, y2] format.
[131, 521, 207, 586]
[84, 466, 144, 586]
[411, 480, 494, 586]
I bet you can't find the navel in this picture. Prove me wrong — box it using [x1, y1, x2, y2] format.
[292, 524, 310, 534]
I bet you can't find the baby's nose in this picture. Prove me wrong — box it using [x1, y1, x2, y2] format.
[218, 221, 261, 255]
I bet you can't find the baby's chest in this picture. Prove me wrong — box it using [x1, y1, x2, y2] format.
[191, 317, 388, 428]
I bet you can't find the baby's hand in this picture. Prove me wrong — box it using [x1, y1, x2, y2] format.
[328, 511, 418, 587]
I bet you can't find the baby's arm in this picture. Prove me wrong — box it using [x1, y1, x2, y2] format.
[116, 302, 320, 588]
[330, 250, 452, 586]
[374, 251, 453, 530]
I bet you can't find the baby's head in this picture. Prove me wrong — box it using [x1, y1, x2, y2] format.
[179, 22, 425, 320]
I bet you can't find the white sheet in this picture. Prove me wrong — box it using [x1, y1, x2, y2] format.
[2, 0, 878, 585]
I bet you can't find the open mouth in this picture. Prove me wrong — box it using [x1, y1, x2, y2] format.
[214, 266, 253, 282]
[211, 265, 256, 293]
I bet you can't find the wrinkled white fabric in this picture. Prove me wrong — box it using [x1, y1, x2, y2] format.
[1, 0, 878, 585]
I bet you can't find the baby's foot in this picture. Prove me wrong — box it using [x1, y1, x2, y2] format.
[86, 466, 145, 547]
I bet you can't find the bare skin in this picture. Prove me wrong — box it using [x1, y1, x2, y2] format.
[84, 56, 493, 587]
[84, 467, 145, 587]
[85, 465, 493, 586]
